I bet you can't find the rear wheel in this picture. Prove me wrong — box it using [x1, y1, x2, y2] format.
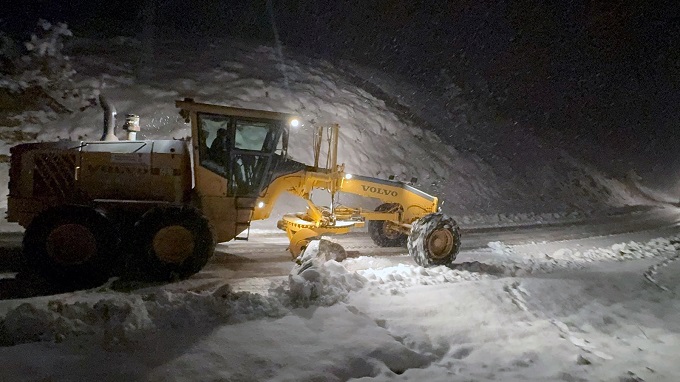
[22, 205, 119, 286]
[130, 206, 214, 281]
[407, 212, 461, 267]
[368, 203, 407, 247]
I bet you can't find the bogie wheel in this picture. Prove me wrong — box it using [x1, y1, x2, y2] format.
[368, 203, 407, 247]
[407, 212, 461, 267]
[131, 206, 214, 281]
[22, 205, 120, 287]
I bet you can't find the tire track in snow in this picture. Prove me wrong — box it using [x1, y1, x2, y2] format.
[342, 304, 447, 377]
[503, 281, 614, 361]
[643, 244, 680, 292]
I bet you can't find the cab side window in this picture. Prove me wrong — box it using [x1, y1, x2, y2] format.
[197, 113, 231, 177]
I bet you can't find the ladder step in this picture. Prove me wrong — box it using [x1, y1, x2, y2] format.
[235, 222, 250, 241]
[234, 197, 255, 241]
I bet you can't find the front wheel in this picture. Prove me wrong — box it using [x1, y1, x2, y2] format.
[130, 206, 215, 281]
[407, 212, 461, 267]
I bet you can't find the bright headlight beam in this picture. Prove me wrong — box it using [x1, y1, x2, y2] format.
[345, 173, 353, 179]
[289, 118, 300, 128]
[257, 201, 265, 208]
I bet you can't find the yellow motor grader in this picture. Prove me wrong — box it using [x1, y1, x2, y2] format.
[6, 97, 461, 285]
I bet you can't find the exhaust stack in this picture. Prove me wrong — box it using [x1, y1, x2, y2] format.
[99, 94, 119, 141]
[123, 114, 141, 140]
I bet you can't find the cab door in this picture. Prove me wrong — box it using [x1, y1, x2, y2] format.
[227, 119, 281, 196]
[195, 112, 282, 197]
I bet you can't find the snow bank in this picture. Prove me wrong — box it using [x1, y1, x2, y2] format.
[0, 286, 288, 348]
[359, 263, 491, 288]
[488, 235, 680, 276]
[0, 239, 368, 347]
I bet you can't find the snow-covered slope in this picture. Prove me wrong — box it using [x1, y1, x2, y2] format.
[0, 36, 651, 221]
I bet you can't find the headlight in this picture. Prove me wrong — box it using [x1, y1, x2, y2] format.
[289, 118, 300, 128]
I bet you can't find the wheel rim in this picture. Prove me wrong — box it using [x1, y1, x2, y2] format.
[382, 221, 402, 239]
[426, 228, 455, 260]
[152, 225, 195, 263]
[46, 224, 97, 265]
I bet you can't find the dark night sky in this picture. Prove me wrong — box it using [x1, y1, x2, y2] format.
[3, 0, 680, 176]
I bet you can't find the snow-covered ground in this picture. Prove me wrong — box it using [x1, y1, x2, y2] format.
[1, 31, 680, 381]
[1, 228, 679, 381]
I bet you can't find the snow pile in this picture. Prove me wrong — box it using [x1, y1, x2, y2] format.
[551, 236, 680, 263]
[488, 236, 680, 275]
[284, 239, 366, 306]
[286, 236, 497, 302]
[143, 285, 288, 327]
[359, 263, 489, 290]
[2, 297, 153, 347]
[488, 241, 517, 256]
[0, 286, 288, 348]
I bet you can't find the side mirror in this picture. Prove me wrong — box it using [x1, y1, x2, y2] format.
[179, 109, 190, 123]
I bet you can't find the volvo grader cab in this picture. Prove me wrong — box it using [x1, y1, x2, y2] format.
[6, 97, 461, 286]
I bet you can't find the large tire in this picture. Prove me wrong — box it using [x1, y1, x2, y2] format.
[407, 212, 461, 267]
[22, 205, 119, 287]
[368, 203, 407, 247]
[130, 206, 214, 281]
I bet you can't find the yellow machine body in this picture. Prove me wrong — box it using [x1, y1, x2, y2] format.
[249, 124, 439, 254]
[8, 99, 439, 254]
[7, 140, 192, 227]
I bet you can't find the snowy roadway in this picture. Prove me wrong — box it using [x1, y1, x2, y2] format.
[1, 207, 679, 381]
[0, 206, 678, 297]
[196, 206, 680, 293]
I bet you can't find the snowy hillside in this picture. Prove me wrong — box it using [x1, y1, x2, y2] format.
[0, 35, 652, 222]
